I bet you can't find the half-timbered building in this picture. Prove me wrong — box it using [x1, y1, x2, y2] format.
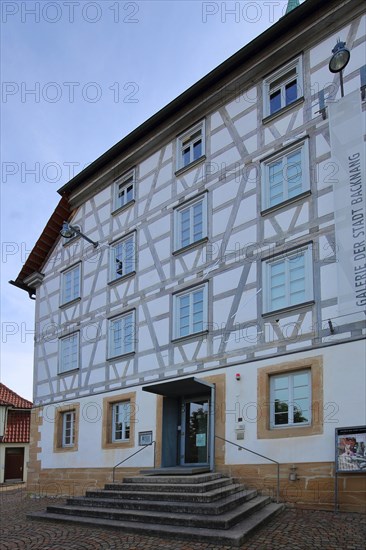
[12, 0, 366, 511]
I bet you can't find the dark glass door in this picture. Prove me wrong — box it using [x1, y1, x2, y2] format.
[181, 398, 209, 464]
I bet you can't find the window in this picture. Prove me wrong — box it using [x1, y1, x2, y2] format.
[108, 311, 135, 358]
[62, 411, 75, 447]
[174, 284, 208, 339]
[270, 370, 311, 428]
[109, 233, 136, 282]
[53, 404, 80, 452]
[59, 333, 79, 373]
[263, 57, 303, 117]
[176, 121, 205, 171]
[257, 357, 323, 440]
[114, 170, 135, 211]
[174, 194, 207, 250]
[61, 264, 81, 305]
[112, 401, 131, 442]
[263, 246, 313, 314]
[262, 141, 309, 210]
[102, 392, 136, 449]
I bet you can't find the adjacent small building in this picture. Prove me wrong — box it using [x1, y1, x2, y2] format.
[0, 384, 32, 484]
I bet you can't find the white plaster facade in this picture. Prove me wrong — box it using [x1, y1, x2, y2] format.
[37, 340, 365, 471]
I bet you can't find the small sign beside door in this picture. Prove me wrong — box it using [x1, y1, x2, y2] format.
[138, 431, 153, 446]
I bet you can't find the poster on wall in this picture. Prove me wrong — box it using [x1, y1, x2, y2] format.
[336, 426, 366, 472]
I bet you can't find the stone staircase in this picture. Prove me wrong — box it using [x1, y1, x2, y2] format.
[28, 472, 284, 546]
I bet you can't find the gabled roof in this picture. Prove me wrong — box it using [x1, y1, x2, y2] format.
[58, 0, 324, 201]
[9, 195, 73, 297]
[0, 383, 33, 409]
[2, 410, 31, 443]
[56, 0, 334, 200]
[10, 0, 358, 296]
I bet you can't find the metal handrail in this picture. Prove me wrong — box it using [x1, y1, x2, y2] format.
[112, 441, 156, 483]
[215, 435, 280, 503]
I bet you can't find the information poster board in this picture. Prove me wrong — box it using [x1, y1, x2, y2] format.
[138, 431, 153, 446]
[335, 426, 366, 473]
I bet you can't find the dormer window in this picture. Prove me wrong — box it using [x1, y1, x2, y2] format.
[113, 170, 135, 212]
[176, 121, 205, 172]
[263, 56, 303, 118]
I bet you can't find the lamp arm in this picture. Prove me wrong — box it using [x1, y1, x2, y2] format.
[69, 225, 99, 248]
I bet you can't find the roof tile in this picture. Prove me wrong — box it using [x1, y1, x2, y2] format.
[0, 383, 33, 408]
[3, 410, 31, 443]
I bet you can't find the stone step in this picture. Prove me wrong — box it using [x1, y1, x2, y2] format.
[86, 482, 244, 503]
[67, 488, 258, 515]
[104, 477, 233, 493]
[142, 467, 211, 476]
[45, 495, 270, 530]
[122, 472, 224, 485]
[28, 502, 285, 547]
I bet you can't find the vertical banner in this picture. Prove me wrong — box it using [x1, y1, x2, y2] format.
[329, 90, 366, 315]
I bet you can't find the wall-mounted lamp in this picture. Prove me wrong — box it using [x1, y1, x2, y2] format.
[329, 39, 351, 98]
[235, 373, 241, 381]
[60, 222, 99, 248]
[328, 319, 335, 334]
[289, 464, 298, 481]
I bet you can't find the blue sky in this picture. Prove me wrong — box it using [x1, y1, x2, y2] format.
[1, 0, 294, 401]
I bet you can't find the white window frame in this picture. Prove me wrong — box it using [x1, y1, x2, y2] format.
[262, 245, 313, 314]
[113, 169, 135, 212]
[173, 284, 208, 339]
[261, 140, 309, 210]
[174, 194, 208, 251]
[59, 332, 80, 374]
[108, 311, 135, 359]
[112, 401, 131, 442]
[270, 370, 311, 428]
[62, 410, 75, 447]
[176, 120, 205, 171]
[61, 263, 81, 305]
[263, 56, 303, 118]
[109, 233, 136, 282]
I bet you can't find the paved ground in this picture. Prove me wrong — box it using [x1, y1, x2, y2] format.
[1, 487, 365, 550]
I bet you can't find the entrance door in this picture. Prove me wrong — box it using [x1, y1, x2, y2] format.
[143, 376, 216, 470]
[4, 447, 24, 481]
[181, 398, 209, 465]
